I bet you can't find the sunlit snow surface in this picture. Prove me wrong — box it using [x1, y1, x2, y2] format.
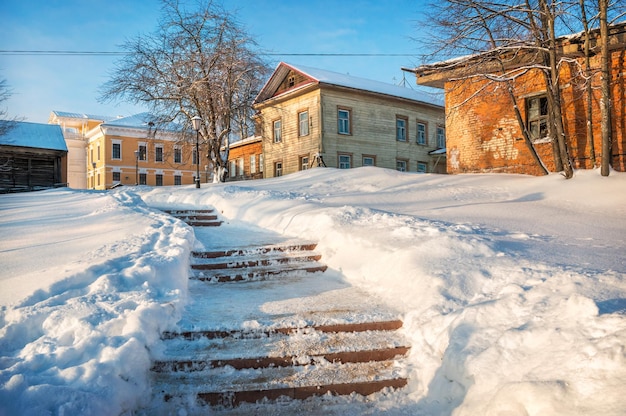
[1, 167, 625, 415]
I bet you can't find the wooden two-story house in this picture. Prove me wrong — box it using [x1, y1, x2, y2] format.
[252, 62, 446, 178]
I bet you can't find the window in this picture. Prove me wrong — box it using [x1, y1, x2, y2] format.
[112, 171, 121, 182]
[138, 145, 147, 161]
[259, 154, 264, 173]
[288, 75, 295, 87]
[338, 154, 351, 169]
[174, 147, 182, 164]
[338, 108, 351, 135]
[90, 148, 94, 164]
[396, 160, 407, 172]
[250, 155, 256, 174]
[229, 160, 236, 178]
[417, 162, 428, 173]
[238, 158, 244, 176]
[273, 119, 282, 143]
[174, 175, 182, 186]
[300, 156, 309, 171]
[112, 142, 121, 159]
[436, 126, 446, 148]
[155, 174, 163, 186]
[274, 161, 283, 177]
[97, 173, 100, 186]
[299, 111, 309, 136]
[527, 95, 548, 140]
[363, 156, 375, 166]
[396, 116, 408, 141]
[139, 173, 147, 185]
[97, 145, 101, 161]
[417, 122, 427, 145]
[155, 146, 163, 162]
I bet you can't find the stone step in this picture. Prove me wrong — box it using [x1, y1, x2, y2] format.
[152, 360, 408, 407]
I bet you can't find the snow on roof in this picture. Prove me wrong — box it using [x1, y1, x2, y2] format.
[0, 121, 67, 151]
[258, 62, 444, 107]
[101, 113, 181, 132]
[51, 110, 118, 122]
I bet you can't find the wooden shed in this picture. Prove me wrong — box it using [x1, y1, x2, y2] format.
[0, 121, 68, 192]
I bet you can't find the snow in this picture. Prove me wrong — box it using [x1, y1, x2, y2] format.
[1, 167, 625, 415]
[0, 121, 67, 151]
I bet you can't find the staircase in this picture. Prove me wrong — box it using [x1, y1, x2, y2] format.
[150, 208, 410, 411]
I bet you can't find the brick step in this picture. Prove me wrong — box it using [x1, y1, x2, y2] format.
[162, 319, 404, 340]
[190, 262, 329, 282]
[190, 253, 323, 270]
[151, 360, 408, 407]
[162, 209, 215, 215]
[195, 378, 408, 407]
[152, 346, 409, 372]
[184, 220, 223, 227]
[192, 242, 318, 259]
[155, 328, 408, 368]
[162, 209, 222, 226]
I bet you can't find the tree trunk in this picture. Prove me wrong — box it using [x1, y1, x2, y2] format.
[599, 0, 612, 176]
[580, 0, 597, 167]
[540, 0, 573, 178]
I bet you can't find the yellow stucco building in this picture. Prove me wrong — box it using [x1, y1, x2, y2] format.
[50, 111, 202, 189]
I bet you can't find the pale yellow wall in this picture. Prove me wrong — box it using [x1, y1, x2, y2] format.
[257, 86, 445, 178]
[260, 89, 323, 176]
[320, 88, 445, 171]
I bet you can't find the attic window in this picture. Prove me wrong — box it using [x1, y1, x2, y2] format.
[288, 76, 295, 87]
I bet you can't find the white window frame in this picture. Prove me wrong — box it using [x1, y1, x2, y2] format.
[138, 143, 147, 161]
[396, 116, 407, 142]
[338, 154, 351, 169]
[155, 145, 164, 162]
[299, 110, 309, 137]
[396, 160, 407, 172]
[250, 155, 256, 174]
[417, 122, 427, 145]
[112, 141, 122, 160]
[338, 108, 351, 135]
[362, 156, 375, 166]
[229, 160, 236, 178]
[436, 126, 446, 148]
[273, 119, 282, 143]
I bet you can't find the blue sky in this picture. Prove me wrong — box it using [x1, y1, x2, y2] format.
[0, 0, 430, 123]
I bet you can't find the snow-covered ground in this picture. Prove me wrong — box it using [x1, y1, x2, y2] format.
[1, 167, 625, 415]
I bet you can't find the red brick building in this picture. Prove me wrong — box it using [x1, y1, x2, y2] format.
[405, 23, 626, 175]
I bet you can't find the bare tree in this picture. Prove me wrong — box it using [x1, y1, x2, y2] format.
[0, 79, 18, 137]
[100, 0, 268, 182]
[599, 0, 612, 176]
[418, 0, 600, 177]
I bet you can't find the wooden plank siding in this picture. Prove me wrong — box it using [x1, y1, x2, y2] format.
[320, 88, 444, 170]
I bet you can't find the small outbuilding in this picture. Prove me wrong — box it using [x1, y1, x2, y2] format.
[0, 121, 68, 192]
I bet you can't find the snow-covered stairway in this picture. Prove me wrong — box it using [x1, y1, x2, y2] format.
[163, 208, 222, 227]
[189, 243, 328, 282]
[148, 208, 410, 412]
